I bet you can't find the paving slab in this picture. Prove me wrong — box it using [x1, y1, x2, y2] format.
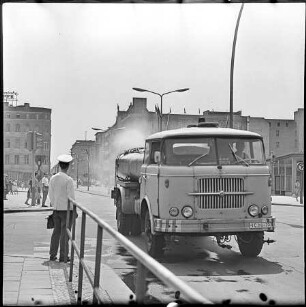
[20, 281, 52, 289]
[18, 295, 54, 305]
[3, 292, 19, 305]
[3, 281, 20, 292]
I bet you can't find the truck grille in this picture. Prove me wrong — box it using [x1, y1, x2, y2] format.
[197, 178, 245, 209]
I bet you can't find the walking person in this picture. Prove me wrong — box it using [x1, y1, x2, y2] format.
[41, 173, 49, 207]
[25, 178, 32, 205]
[49, 155, 75, 262]
[294, 180, 301, 201]
[3, 174, 9, 200]
[31, 172, 39, 206]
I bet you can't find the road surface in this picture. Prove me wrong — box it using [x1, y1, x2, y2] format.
[4, 190, 304, 304]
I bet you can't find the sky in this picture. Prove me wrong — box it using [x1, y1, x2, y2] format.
[3, 3, 305, 167]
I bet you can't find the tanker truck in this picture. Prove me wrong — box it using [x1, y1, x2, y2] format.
[111, 120, 275, 258]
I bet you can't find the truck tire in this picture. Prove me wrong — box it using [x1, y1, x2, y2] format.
[237, 231, 264, 257]
[144, 210, 165, 257]
[131, 215, 141, 235]
[116, 195, 129, 235]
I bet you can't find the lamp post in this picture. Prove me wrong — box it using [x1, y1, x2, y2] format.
[229, 3, 244, 128]
[71, 153, 79, 188]
[84, 149, 90, 191]
[133, 87, 189, 131]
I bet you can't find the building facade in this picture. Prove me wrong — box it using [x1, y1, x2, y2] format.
[74, 97, 303, 196]
[3, 101, 52, 182]
[69, 140, 96, 185]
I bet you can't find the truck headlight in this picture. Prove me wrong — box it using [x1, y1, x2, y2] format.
[182, 206, 193, 218]
[261, 205, 269, 215]
[169, 207, 179, 217]
[248, 204, 259, 217]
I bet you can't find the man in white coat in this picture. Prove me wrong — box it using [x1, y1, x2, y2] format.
[49, 154, 75, 262]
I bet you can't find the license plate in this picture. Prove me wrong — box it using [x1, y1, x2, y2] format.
[249, 222, 273, 229]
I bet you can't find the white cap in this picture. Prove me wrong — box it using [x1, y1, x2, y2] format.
[57, 154, 73, 163]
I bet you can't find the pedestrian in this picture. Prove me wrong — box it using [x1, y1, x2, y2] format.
[25, 178, 32, 205]
[31, 172, 39, 206]
[41, 173, 49, 207]
[294, 180, 301, 201]
[3, 174, 9, 200]
[49, 154, 76, 262]
[8, 179, 13, 195]
[12, 180, 18, 195]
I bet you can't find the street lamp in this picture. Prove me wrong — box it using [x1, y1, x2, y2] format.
[230, 3, 244, 128]
[71, 153, 79, 188]
[84, 149, 90, 191]
[133, 87, 189, 131]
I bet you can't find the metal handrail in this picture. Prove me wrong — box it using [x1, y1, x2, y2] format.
[65, 197, 212, 304]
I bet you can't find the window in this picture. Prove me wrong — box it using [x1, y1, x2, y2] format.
[24, 155, 29, 164]
[6, 113, 10, 118]
[5, 155, 10, 164]
[16, 124, 20, 132]
[149, 142, 160, 164]
[16, 114, 20, 119]
[276, 130, 280, 137]
[295, 139, 298, 148]
[15, 139, 20, 148]
[25, 140, 28, 149]
[14, 155, 20, 165]
[6, 139, 10, 148]
[286, 122, 289, 127]
[277, 122, 280, 127]
[6, 123, 10, 132]
[269, 122, 271, 127]
[43, 142, 49, 151]
[276, 142, 280, 148]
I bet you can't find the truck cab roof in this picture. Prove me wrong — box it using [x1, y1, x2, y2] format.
[146, 127, 262, 141]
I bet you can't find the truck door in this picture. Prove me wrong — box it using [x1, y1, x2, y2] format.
[143, 141, 161, 217]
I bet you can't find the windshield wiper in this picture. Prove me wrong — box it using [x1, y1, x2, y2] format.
[188, 153, 209, 167]
[228, 144, 249, 166]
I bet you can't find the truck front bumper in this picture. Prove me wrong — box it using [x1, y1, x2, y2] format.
[154, 216, 275, 234]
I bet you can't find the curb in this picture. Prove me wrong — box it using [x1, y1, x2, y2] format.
[76, 189, 110, 198]
[272, 203, 304, 208]
[4, 207, 53, 214]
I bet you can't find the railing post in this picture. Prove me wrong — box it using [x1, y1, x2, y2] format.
[77, 212, 86, 304]
[135, 261, 147, 304]
[69, 204, 77, 282]
[93, 225, 103, 304]
[64, 200, 71, 263]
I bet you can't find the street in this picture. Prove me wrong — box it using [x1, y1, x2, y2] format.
[4, 190, 304, 304]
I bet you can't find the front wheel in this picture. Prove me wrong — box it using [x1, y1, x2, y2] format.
[237, 231, 264, 257]
[144, 210, 165, 258]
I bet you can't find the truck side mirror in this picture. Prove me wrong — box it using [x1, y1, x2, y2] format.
[154, 151, 161, 164]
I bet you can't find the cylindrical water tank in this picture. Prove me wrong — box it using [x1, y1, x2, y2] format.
[116, 150, 144, 181]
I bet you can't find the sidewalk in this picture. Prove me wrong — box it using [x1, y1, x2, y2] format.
[271, 195, 304, 207]
[3, 255, 134, 305]
[3, 190, 134, 305]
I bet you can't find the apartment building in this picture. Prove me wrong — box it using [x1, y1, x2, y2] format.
[3, 100, 52, 182]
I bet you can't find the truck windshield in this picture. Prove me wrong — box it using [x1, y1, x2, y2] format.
[162, 137, 265, 166]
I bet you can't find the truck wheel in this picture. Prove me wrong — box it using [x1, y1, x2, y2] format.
[131, 215, 141, 235]
[116, 195, 129, 235]
[237, 231, 264, 257]
[144, 211, 164, 257]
